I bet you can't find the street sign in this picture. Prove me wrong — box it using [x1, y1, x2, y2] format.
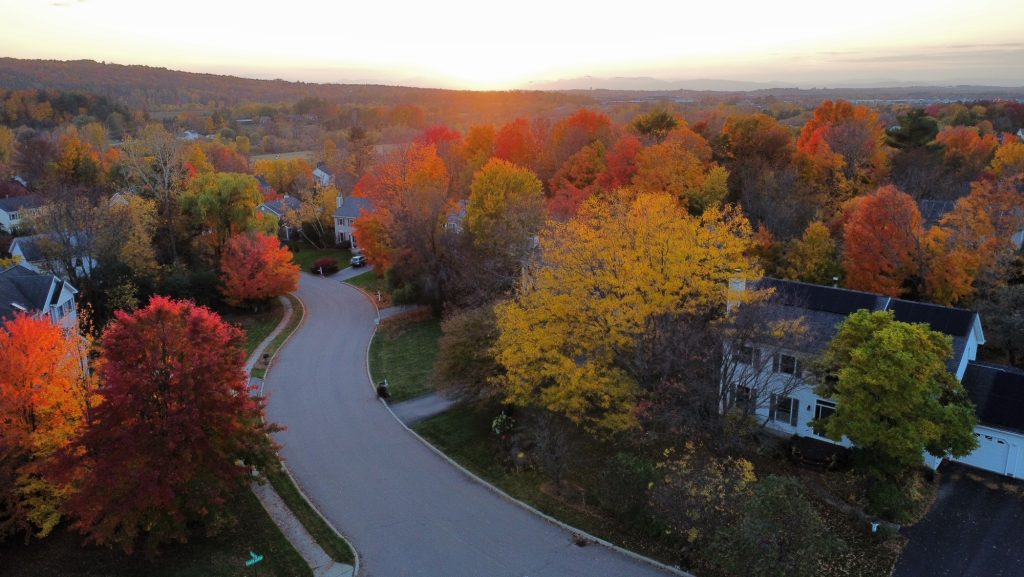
[245, 551, 264, 567]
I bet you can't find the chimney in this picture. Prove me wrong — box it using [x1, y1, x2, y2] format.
[727, 271, 746, 313]
[336, 195, 343, 209]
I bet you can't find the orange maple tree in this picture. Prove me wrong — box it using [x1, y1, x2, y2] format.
[494, 118, 541, 169]
[842, 185, 924, 296]
[0, 314, 92, 539]
[220, 232, 299, 308]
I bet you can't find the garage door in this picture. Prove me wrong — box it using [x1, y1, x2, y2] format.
[955, 432, 1011, 475]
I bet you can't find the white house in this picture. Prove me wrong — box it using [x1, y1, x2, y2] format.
[334, 196, 373, 248]
[0, 194, 43, 233]
[729, 278, 1024, 478]
[9, 232, 96, 279]
[0, 264, 78, 329]
[313, 163, 334, 188]
[445, 200, 468, 233]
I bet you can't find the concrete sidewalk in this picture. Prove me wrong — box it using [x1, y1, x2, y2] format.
[389, 392, 456, 426]
[246, 294, 357, 577]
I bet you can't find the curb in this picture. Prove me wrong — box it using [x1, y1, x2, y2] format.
[344, 282, 693, 577]
[254, 287, 361, 577]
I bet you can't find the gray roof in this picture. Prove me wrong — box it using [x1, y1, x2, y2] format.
[0, 194, 42, 213]
[918, 199, 956, 225]
[962, 362, 1024, 433]
[0, 265, 56, 321]
[11, 232, 90, 264]
[334, 196, 373, 219]
[260, 196, 301, 216]
[315, 163, 334, 176]
[754, 278, 978, 373]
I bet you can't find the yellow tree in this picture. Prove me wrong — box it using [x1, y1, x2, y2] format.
[495, 191, 755, 433]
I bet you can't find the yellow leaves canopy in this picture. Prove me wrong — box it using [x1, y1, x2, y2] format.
[495, 191, 756, 433]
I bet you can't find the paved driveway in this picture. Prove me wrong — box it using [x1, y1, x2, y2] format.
[894, 463, 1024, 577]
[263, 275, 680, 577]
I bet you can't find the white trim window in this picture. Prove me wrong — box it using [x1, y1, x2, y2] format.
[814, 399, 836, 422]
[770, 394, 799, 426]
[773, 353, 803, 377]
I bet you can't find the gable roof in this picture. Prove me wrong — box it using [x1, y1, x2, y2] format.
[753, 278, 982, 372]
[10, 232, 91, 264]
[314, 162, 333, 176]
[0, 265, 57, 321]
[335, 196, 373, 220]
[260, 196, 301, 216]
[962, 362, 1024, 434]
[0, 194, 43, 214]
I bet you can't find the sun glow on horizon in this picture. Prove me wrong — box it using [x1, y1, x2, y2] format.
[1, 0, 1022, 89]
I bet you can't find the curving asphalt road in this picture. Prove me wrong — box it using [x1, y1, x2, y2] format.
[263, 275, 679, 577]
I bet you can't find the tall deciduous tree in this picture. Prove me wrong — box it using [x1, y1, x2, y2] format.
[181, 172, 270, 260]
[494, 118, 540, 170]
[495, 191, 755, 433]
[466, 158, 545, 257]
[814, 310, 977, 497]
[64, 297, 280, 553]
[352, 143, 452, 304]
[220, 232, 299, 309]
[797, 100, 887, 193]
[842, 185, 924, 296]
[121, 124, 189, 263]
[784, 221, 841, 285]
[0, 314, 93, 540]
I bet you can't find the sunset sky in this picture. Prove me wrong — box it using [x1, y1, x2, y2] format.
[1, 0, 1023, 89]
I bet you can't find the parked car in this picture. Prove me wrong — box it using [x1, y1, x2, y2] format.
[350, 254, 367, 268]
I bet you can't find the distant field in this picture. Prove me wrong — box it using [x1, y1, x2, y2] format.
[250, 150, 315, 163]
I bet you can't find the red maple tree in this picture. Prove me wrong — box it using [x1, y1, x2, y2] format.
[63, 297, 280, 553]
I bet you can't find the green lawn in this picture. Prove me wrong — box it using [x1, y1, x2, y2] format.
[289, 243, 352, 275]
[369, 316, 442, 402]
[250, 150, 315, 163]
[345, 269, 386, 295]
[0, 490, 311, 577]
[221, 299, 286, 357]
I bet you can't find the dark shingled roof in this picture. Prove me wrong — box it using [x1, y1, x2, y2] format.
[0, 265, 55, 321]
[962, 362, 1024, 434]
[334, 196, 373, 220]
[0, 194, 42, 213]
[754, 278, 979, 372]
[888, 299, 976, 338]
[918, 199, 956, 226]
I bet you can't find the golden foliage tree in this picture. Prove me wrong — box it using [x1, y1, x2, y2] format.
[495, 191, 755, 433]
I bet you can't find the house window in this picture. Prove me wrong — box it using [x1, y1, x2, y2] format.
[773, 353, 802, 377]
[770, 394, 799, 426]
[814, 400, 836, 422]
[9, 211, 18, 222]
[735, 345, 759, 366]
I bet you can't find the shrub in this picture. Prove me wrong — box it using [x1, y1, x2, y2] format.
[311, 258, 339, 276]
[594, 453, 656, 524]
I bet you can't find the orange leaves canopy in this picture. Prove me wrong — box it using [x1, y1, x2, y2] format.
[220, 232, 299, 306]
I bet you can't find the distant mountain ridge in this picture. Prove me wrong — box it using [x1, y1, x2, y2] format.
[0, 58, 591, 111]
[526, 75, 1024, 92]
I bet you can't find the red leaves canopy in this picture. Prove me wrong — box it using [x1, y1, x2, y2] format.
[65, 297, 279, 553]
